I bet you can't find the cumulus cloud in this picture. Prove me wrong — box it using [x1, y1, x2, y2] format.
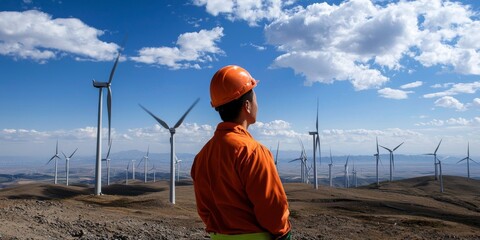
[434, 96, 466, 111]
[130, 27, 224, 69]
[195, 0, 480, 90]
[471, 98, 480, 108]
[0, 10, 119, 62]
[401, 81, 423, 89]
[192, 0, 286, 26]
[424, 81, 480, 98]
[415, 117, 477, 126]
[378, 87, 412, 99]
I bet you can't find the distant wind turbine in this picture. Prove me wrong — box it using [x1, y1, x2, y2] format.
[425, 139, 442, 180]
[289, 138, 308, 183]
[374, 137, 381, 186]
[92, 49, 122, 195]
[102, 140, 112, 186]
[344, 156, 349, 188]
[137, 146, 150, 183]
[275, 141, 280, 172]
[438, 156, 449, 193]
[328, 148, 334, 187]
[140, 98, 200, 204]
[125, 162, 130, 185]
[47, 140, 61, 184]
[150, 164, 157, 183]
[62, 148, 78, 186]
[308, 98, 321, 190]
[131, 159, 136, 180]
[457, 142, 477, 179]
[175, 155, 182, 182]
[352, 158, 358, 188]
[380, 142, 404, 182]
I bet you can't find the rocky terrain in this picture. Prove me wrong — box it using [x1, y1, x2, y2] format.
[0, 176, 479, 239]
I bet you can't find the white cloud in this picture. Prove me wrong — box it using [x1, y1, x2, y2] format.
[414, 119, 444, 126]
[192, 0, 286, 26]
[401, 81, 423, 89]
[194, 0, 480, 90]
[424, 81, 480, 98]
[130, 27, 224, 69]
[434, 96, 466, 111]
[471, 98, 480, 107]
[415, 116, 478, 127]
[0, 10, 119, 62]
[378, 87, 412, 99]
[446, 117, 470, 126]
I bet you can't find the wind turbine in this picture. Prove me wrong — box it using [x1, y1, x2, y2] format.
[374, 137, 381, 186]
[438, 156, 448, 193]
[379, 142, 404, 182]
[47, 140, 61, 184]
[140, 98, 200, 204]
[289, 139, 308, 183]
[150, 164, 157, 183]
[137, 146, 150, 183]
[344, 155, 349, 188]
[131, 159, 136, 180]
[425, 139, 442, 180]
[308, 98, 321, 189]
[175, 155, 182, 182]
[62, 148, 78, 186]
[328, 148, 334, 187]
[457, 142, 477, 179]
[92, 49, 121, 195]
[351, 158, 358, 188]
[102, 141, 112, 186]
[125, 162, 130, 185]
[275, 141, 280, 172]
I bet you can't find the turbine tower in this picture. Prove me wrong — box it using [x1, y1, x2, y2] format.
[438, 156, 448, 193]
[140, 98, 200, 204]
[457, 142, 477, 179]
[131, 159, 136, 180]
[125, 162, 130, 185]
[379, 142, 404, 182]
[328, 148, 334, 187]
[102, 140, 112, 186]
[352, 158, 357, 188]
[47, 140, 61, 184]
[308, 98, 321, 190]
[137, 146, 150, 183]
[62, 148, 78, 186]
[374, 137, 381, 186]
[150, 164, 157, 183]
[92, 50, 121, 195]
[425, 139, 442, 180]
[344, 155, 349, 188]
[289, 139, 308, 183]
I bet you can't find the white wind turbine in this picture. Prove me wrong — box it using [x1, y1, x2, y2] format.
[92, 50, 121, 195]
[351, 158, 358, 188]
[131, 159, 136, 180]
[175, 155, 182, 182]
[425, 139, 442, 180]
[308, 99, 321, 189]
[379, 142, 404, 182]
[374, 137, 381, 185]
[140, 98, 200, 204]
[328, 148, 334, 187]
[150, 164, 157, 183]
[289, 139, 308, 183]
[47, 140, 61, 184]
[137, 146, 150, 183]
[438, 156, 449, 193]
[102, 141, 112, 186]
[125, 162, 130, 185]
[457, 142, 477, 179]
[62, 148, 78, 186]
[344, 155, 350, 188]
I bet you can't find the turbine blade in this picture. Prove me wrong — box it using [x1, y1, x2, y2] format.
[108, 52, 120, 84]
[457, 157, 468, 164]
[106, 139, 112, 159]
[275, 141, 279, 165]
[379, 145, 392, 152]
[434, 139, 442, 154]
[47, 156, 55, 165]
[393, 142, 404, 151]
[69, 148, 78, 158]
[376, 137, 379, 154]
[147, 145, 150, 157]
[62, 151, 67, 159]
[174, 98, 200, 129]
[139, 104, 170, 129]
[56, 140, 59, 154]
[107, 86, 112, 143]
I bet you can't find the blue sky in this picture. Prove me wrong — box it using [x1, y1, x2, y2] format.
[1, 0, 479, 159]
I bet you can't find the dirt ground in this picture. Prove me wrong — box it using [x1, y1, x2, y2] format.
[0, 176, 479, 239]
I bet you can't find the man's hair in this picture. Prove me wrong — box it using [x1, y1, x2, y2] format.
[215, 90, 253, 122]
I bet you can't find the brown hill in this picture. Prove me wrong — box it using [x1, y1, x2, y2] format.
[0, 176, 479, 239]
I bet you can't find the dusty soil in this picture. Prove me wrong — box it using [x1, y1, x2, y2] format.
[0, 176, 479, 239]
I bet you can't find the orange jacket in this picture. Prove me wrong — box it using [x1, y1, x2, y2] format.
[191, 122, 291, 238]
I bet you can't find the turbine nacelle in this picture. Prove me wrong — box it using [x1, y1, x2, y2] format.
[92, 80, 111, 88]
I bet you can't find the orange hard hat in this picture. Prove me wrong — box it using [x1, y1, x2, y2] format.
[210, 65, 258, 108]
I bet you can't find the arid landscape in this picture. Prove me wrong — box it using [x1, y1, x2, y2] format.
[0, 176, 479, 239]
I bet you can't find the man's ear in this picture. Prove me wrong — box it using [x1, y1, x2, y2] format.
[244, 100, 251, 114]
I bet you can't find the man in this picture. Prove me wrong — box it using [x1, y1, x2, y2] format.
[191, 65, 291, 240]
